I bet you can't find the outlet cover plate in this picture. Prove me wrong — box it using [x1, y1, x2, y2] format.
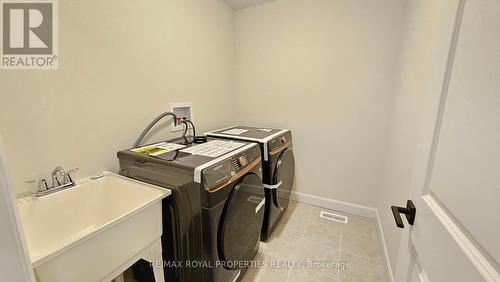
[170, 102, 193, 132]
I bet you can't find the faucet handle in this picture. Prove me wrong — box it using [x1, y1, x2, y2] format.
[66, 167, 79, 174]
[25, 179, 49, 192]
[64, 167, 79, 183]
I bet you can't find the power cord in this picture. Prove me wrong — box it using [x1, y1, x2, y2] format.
[180, 119, 196, 144]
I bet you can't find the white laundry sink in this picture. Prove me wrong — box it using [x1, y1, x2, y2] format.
[17, 171, 170, 282]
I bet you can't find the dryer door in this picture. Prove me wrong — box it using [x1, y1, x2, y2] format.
[271, 148, 295, 211]
[217, 173, 265, 270]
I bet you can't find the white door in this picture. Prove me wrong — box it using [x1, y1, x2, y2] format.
[394, 0, 500, 281]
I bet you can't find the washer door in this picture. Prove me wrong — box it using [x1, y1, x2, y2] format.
[217, 173, 265, 270]
[272, 148, 295, 210]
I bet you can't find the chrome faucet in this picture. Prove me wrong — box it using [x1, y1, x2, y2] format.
[26, 166, 79, 197]
[52, 166, 70, 187]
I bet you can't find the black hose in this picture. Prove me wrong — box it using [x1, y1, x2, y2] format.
[180, 120, 189, 145]
[184, 120, 196, 142]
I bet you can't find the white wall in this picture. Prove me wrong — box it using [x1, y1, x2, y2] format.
[0, 0, 235, 196]
[234, 0, 407, 207]
[377, 0, 461, 273]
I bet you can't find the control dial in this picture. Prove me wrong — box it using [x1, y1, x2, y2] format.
[280, 136, 287, 144]
[238, 155, 248, 166]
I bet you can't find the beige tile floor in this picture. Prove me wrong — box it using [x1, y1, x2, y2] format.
[242, 200, 388, 282]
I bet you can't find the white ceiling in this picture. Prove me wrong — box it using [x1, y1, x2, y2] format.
[222, 0, 276, 10]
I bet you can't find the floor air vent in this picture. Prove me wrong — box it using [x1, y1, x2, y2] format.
[320, 211, 348, 224]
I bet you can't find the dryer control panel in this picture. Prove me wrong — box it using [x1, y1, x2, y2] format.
[267, 131, 293, 153]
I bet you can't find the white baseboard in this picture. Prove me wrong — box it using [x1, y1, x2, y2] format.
[290, 191, 377, 218]
[290, 191, 395, 282]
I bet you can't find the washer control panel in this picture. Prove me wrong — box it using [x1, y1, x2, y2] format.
[202, 145, 261, 189]
[231, 146, 260, 173]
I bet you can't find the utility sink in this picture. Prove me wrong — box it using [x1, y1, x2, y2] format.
[17, 171, 170, 282]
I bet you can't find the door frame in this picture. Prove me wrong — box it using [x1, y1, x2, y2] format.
[0, 133, 35, 281]
[394, 0, 500, 280]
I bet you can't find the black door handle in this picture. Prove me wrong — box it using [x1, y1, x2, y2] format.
[391, 200, 416, 228]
